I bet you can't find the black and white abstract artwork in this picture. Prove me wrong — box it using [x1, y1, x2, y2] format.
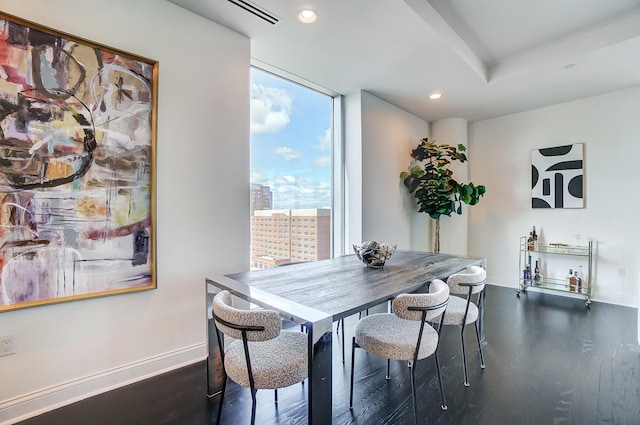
[531, 144, 584, 209]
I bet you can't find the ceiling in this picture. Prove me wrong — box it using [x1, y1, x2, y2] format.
[167, 0, 640, 122]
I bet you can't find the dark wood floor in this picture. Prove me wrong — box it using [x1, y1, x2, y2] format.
[18, 285, 640, 425]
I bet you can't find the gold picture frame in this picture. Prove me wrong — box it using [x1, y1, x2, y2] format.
[0, 12, 157, 312]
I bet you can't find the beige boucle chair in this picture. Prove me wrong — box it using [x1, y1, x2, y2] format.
[440, 265, 487, 387]
[349, 279, 450, 425]
[212, 290, 308, 425]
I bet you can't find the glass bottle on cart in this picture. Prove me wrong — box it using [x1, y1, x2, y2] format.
[517, 234, 593, 306]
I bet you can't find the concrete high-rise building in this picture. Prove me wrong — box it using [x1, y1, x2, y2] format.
[251, 208, 331, 269]
[250, 184, 272, 215]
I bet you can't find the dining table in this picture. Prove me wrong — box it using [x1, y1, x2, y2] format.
[205, 249, 486, 425]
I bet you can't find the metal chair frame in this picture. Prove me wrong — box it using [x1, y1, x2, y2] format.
[212, 311, 279, 425]
[349, 299, 449, 425]
[454, 279, 486, 387]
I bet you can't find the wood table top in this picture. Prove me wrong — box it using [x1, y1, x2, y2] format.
[226, 250, 485, 321]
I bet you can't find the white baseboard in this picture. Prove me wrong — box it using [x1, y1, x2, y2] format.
[0, 343, 206, 425]
[487, 277, 639, 308]
[588, 291, 638, 308]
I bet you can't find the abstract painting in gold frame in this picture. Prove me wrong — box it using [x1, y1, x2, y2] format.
[0, 12, 157, 312]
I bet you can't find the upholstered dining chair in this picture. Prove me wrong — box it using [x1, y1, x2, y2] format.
[212, 290, 308, 425]
[440, 265, 487, 386]
[349, 279, 450, 424]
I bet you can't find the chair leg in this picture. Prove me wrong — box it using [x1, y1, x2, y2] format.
[274, 388, 278, 404]
[434, 352, 447, 410]
[409, 363, 418, 425]
[349, 337, 357, 409]
[461, 325, 469, 386]
[386, 359, 391, 380]
[477, 290, 485, 342]
[475, 322, 486, 369]
[250, 389, 257, 425]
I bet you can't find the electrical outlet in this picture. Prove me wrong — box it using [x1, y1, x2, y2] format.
[0, 335, 14, 357]
[617, 268, 626, 278]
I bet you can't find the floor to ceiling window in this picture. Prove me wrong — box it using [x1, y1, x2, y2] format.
[249, 67, 339, 269]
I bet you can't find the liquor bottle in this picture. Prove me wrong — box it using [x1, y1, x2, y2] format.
[532, 226, 538, 249]
[578, 265, 585, 282]
[534, 260, 541, 281]
[527, 232, 534, 250]
[575, 268, 583, 292]
[568, 268, 576, 292]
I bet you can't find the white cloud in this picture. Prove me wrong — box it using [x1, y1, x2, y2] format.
[276, 175, 297, 185]
[250, 83, 292, 134]
[250, 169, 270, 186]
[251, 173, 331, 209]
[314, 156, 331, 168]
[315, 127, 331, 151]
[271, 176, 331, 209]
[274, 146, 303, 162]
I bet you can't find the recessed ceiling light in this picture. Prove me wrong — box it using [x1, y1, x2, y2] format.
[429, 93, 442, 100]
[297, 8, 317, 23]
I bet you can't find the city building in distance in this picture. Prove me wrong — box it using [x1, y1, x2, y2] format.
[251, 208, 330, 269]
[250, 184, 272, 216]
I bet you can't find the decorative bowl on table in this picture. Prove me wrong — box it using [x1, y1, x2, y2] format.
[353, 241, 397, 269]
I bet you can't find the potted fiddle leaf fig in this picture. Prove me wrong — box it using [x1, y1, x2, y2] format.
[400, 137, 486, 253]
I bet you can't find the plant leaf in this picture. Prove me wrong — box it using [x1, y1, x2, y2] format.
[401, 138, 485, 221]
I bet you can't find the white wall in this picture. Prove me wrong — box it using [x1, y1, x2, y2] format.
[468, 86, 640, 307]
[0, 1, 250, 423]
[359, 91, 431, 251]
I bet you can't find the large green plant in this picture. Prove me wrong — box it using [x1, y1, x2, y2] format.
[400, 137, 486, 252]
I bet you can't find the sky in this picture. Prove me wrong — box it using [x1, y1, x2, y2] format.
[250, 67, 332, 210]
